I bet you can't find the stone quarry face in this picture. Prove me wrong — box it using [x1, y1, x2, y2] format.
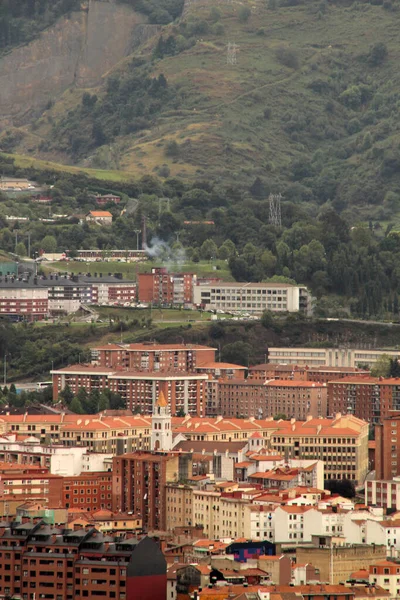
[0, 0, 155, 127]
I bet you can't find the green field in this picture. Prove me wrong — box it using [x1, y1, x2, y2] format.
[5, 153, 134, 183]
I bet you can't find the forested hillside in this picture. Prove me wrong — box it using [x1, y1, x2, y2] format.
[3, 0, 398, 222]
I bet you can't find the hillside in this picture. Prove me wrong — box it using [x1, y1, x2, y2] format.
[1, 0, 400, 219]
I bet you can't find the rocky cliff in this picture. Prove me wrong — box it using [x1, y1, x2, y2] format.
[0, 0, 154, 126]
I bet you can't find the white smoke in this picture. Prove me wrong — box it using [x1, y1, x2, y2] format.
[144, 237, 186, 268]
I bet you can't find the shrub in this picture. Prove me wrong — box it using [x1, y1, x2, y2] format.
[275, 46, 300, 69]
[238, 6, 251, 22]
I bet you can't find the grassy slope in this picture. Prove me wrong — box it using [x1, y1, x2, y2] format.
[6, 0, 398, 189]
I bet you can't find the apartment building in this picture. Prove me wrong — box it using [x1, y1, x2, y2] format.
[264, 381, 327, 419]
[218, 379, 267, 418]
[0, 413, 152, 454]
[52, 364, 208, 415]
[247, 364, 370, 383]
[375, 412, 400, 479]
[0, 470, 64, 516]
[268, 414, 369, 484]
[62, 471, 113, 511]
[0, 521, 153, 600]
[367, 477, 400, 510]
[91, 342, 216, 371]
[112, 451, 193, 531]
[268, 348, 400, 368]
[192, 488, 251, 539]
[194, 282, 313, 315]
[328, 377, 400, 423]
[0, 282, 48, 320]
[138, 268, 196, 305]
[165, 483, 194, 530]
[369, 560, 400, 597]
[0, 273, 136, 317]
[0, 413, 368, 483]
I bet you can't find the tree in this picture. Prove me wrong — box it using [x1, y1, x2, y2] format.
[273, 413, 287, 420]
[368, 42, 388, 66]
[41, 235, 57, 253]
[200, 239, 218, 260]
[371, 354, 391, 377]
[238, 6, 251, 22]
[110, 392, 125, 410]
[15, 242, 27, 257]
[59, 384, 74, 405]
[324, 479, 356, 499]
[261, 310, 274, 329]
[389, 359, 400, 377]
[165, 140, 180, 157]
[98, 392, 110, 412]
[218, 239, 237, 260]
[221, 341, 252, 366]
[70, 396, 84, 414]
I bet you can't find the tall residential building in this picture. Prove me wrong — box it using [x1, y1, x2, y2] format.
[264, 381, 327, 419]
[138, 268, 196, 305]
[91, 342, 216, 371]
[0, 522, 158, 600]
[268, 348, 400, 368]
[217, 379, 327, 420]
[193, 282, 313, 315]
[268, 414, 369, 484]
[52, 365, 208, 415]
[375, 412, 400, 479]
[328, 377, 400, 423]
[111, 451, 193, 531]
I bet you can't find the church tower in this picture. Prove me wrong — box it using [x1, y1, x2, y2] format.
[151, 390, 172, 452]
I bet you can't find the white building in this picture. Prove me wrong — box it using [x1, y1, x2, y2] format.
[85, 211, 113, 226]
[193, 282, 313, 316]
[268, 347, 400, 368]
[50, 448, 113, 476]
[274, 506, 313, 543]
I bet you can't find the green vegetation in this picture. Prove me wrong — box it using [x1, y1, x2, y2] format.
[2, 151, 400, 319]
[119, 0, 184, 23]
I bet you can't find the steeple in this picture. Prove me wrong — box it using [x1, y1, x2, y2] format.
[151, 390, 172, 452]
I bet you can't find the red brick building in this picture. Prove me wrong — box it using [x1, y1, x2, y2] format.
[0, 521, 155, 600]
[218, 379, 327, 419]
[138, 268, 196, 305]
[0, 471, 63, 506]
[328, 377, 400, 423]
[0, 283, 48, 320]
[264, 380, 327, 419]
[91, 342, 216, 372]
[62, 471, 113, 511]
[52, 365, 208, 415]
[95, 193, 121, 205]
[375, 412, 400, 479]
[218, 379, 267, 418]
[248, 364, 369, 383]
[112, 452, 192, 531]
[138, 268, 173, 304]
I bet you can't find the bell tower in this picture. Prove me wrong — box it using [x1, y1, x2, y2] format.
[151, 390, 172, 452]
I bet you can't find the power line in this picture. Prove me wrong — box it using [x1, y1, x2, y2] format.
[227, 42, 238, 65]
[268, 193, 282, 227]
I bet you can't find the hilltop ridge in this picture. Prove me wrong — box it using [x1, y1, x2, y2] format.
[2, 0, 400, 218]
